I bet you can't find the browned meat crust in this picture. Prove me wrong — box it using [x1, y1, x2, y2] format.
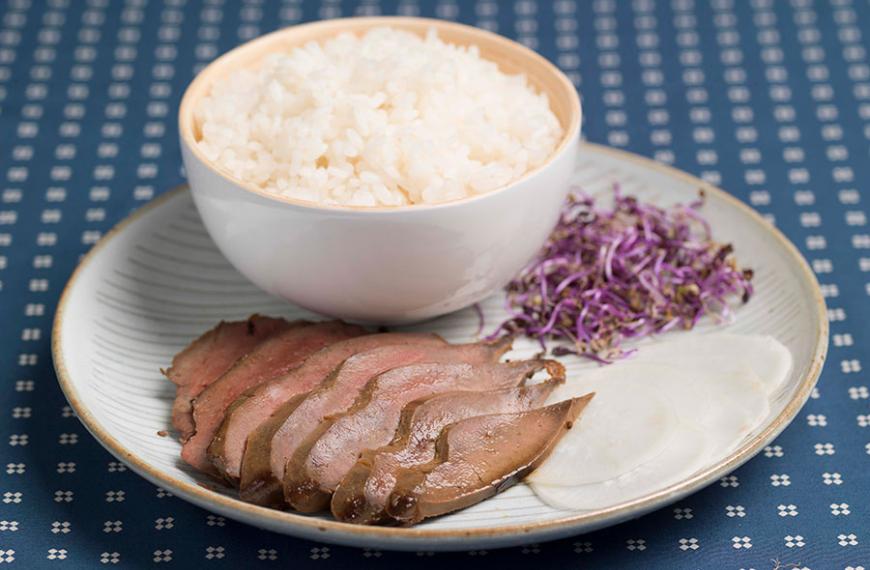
[385, 395, 593, 525]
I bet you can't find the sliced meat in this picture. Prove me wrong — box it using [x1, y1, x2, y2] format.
[164, 315, 295, 441]
[239, 338, 511, 507]
[385, 395, 593, 525]
[331, 381, 560, 524]
[180, 321, 366, 474]
[237, 393, 310, 505]
[285, 359, 563, 512]
[209, 332, 444, 482]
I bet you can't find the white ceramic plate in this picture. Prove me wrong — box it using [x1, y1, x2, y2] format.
[52, 144, 827, 551]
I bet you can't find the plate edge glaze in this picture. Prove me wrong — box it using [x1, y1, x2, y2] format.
[51, 143, 829, 551]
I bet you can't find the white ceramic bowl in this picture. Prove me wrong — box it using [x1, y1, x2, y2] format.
[179, 17, 582, 324]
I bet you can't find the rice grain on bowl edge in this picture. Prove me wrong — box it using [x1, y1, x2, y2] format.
[194, 27, 564, 207]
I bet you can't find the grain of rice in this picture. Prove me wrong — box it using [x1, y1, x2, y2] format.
[195, 27, 564, 207]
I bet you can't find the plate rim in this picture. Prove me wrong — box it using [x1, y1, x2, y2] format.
[51, 143, 829, 545]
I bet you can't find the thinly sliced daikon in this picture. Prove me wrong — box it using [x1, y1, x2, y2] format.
[696, 365, 770, 455]
[638, 333, 792, 397]
[528, 333, 788, 510]
[531, 427, 709, 510]
[530, 362, 767, 487]
[527, 380, 679, 486]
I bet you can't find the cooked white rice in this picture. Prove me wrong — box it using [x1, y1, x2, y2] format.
[195, 27, 564, 207]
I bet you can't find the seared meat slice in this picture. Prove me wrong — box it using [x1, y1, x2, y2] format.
[209, 332, 444, 482]
[164, 315, 294, 441]
[239, 338, 511, 507]
[331, 381, 560, 524]
[385, 395, 593, 525]
[237, 393, 309, 505]
[180, 321, 366, 474]
[285, 359, 563, 512]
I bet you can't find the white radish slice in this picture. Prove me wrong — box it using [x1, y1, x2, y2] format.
[694, 365, 770, 455]
[531, 364, 713, 486]
[531, 362, 766, 487]
[528, 333, 786, 511]
[527, 380, 679, 486]
[638, 333, 793, 397]
[531, 427, 709, 511]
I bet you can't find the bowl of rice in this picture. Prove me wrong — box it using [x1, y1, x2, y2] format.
[179, 17, 581, 324]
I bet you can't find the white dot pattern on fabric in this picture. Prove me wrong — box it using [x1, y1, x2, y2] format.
[0, 0, 867, 568]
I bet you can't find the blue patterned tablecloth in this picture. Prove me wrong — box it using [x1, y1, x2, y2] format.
[1, 0, 868, 567]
